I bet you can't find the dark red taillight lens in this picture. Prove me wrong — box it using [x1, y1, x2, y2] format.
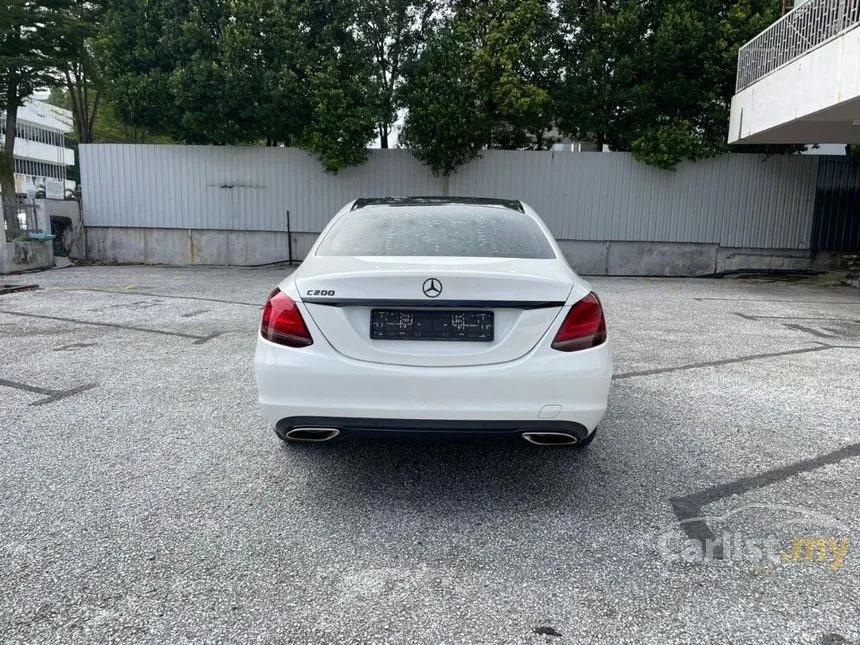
[551, 292, 607, 352]
[260, 288, 313, 347]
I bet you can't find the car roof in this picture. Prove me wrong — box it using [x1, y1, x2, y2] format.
[351, 196, 525, 213]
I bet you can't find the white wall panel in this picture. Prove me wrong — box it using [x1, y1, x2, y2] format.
[80, 145, 819, 249]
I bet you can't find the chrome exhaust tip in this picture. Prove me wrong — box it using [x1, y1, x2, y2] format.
[284, 427, 341, 442]
[521, 431, 579, 446]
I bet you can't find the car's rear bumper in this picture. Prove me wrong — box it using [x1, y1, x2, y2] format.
[274, 416, 592, 441]
[255, 335, 612, 433]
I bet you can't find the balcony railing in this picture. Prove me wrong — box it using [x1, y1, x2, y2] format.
[736, 0, 860, 92]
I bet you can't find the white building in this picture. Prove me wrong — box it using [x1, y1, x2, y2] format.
[728, 0, 860, 147]
[0, 96, 76, 199]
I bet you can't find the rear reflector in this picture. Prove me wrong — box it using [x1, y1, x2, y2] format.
[261, 288, 313, 347]
[551, 292, 607, 352]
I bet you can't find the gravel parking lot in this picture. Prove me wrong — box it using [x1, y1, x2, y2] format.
[1, 265, 859, 644]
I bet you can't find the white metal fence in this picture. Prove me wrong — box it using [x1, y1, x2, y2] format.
[80, 145, 822, 250]
[737, 0, 860, 91]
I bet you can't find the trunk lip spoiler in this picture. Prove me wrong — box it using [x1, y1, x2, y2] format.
[302, 298, 566, 310]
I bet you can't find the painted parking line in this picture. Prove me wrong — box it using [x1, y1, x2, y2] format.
[670, 442, 860, 559]
[0, 379, 97, 406]
[0, 310, 222, 345]
[734, 312, 860, 322]
[53, 342, 99, 352]
[694, 297, 860, 305]
[614, 345, 833, 380]
[0, 284, 39, 296]
[782, 323, 841, 339]
[181, 309, 211, 318]
[72, 288, 262, 308]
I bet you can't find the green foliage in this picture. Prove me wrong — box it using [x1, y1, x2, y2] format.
[296, 63, 376, 171]
[48, 87, 170, 184]
[629, 0, 740, 167]
[99, 0, 377, 171]
[53, 0, 106, 144]
[0, 0, 68, 104]
[355, 0, 436, 147]
[84, 98, 173, 144]
[557, 0, 789, 169]
[1, 0, 70, 201]
[556, 0, 647, 150]
[3, 0, 799, 180]
[630, 121, 709, 170]
[399, 23, 489, 176]
[400, 0, 557, 176]
[468, 0, 556, 149]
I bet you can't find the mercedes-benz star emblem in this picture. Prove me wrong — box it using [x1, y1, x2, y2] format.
[422, 278, 443, 298]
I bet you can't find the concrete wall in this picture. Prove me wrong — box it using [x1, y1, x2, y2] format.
[83, 226, 843, 276]
[1, 240, 54, 274]
[547, 241, 840, 276]
[0, 201, 55, 274]
[37, 198, 80, 225]
[86, 227, 295, 266]
[35, 198, 86, 260]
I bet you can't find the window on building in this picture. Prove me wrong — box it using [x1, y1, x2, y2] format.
[5, 122, 65, 148]
[13, 157, 65, 180]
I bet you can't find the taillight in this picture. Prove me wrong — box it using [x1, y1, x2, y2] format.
[551, 292, 607, 352]
[260, 288, 313, 347]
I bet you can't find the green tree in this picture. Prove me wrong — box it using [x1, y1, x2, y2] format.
[48, 87, 171, 187]
[557, 0, 787, 169]
[297, 63, 377, 171]
[400, 0, 557, 176]
[556, 0, 647, 150]
[292, 0, 377, 168]
[399, 23, 489, 177]
[55, 0, 106, 144]
[1, 0, 68, 213]
[631, 0, 785, 169]
[354, 0, 436, 147]
[100, 0, 377, 170]
[469, 0, 557, 149]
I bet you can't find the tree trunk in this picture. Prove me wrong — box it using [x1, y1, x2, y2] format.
[81, 72, 91, 142]
[66, 68, 102, 144]
[87, 93, 101, 143]
[379, 124, 389, 149]
[2, 78, 20, 230]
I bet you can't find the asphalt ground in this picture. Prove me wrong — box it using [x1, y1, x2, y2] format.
[1, 265, 859, 645]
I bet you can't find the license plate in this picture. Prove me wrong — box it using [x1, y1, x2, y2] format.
[370, 309, 494, 342]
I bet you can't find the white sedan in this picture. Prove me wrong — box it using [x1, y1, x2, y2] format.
[254, 197, 612, 447]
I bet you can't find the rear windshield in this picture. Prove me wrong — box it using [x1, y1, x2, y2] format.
[316, 206, 556, 259]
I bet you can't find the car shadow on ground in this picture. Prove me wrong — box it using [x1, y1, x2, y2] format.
[265, 423, 639, 520]
[256, 384, 688, 541]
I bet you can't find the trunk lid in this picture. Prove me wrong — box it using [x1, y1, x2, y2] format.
[295, 256, 573, 367]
